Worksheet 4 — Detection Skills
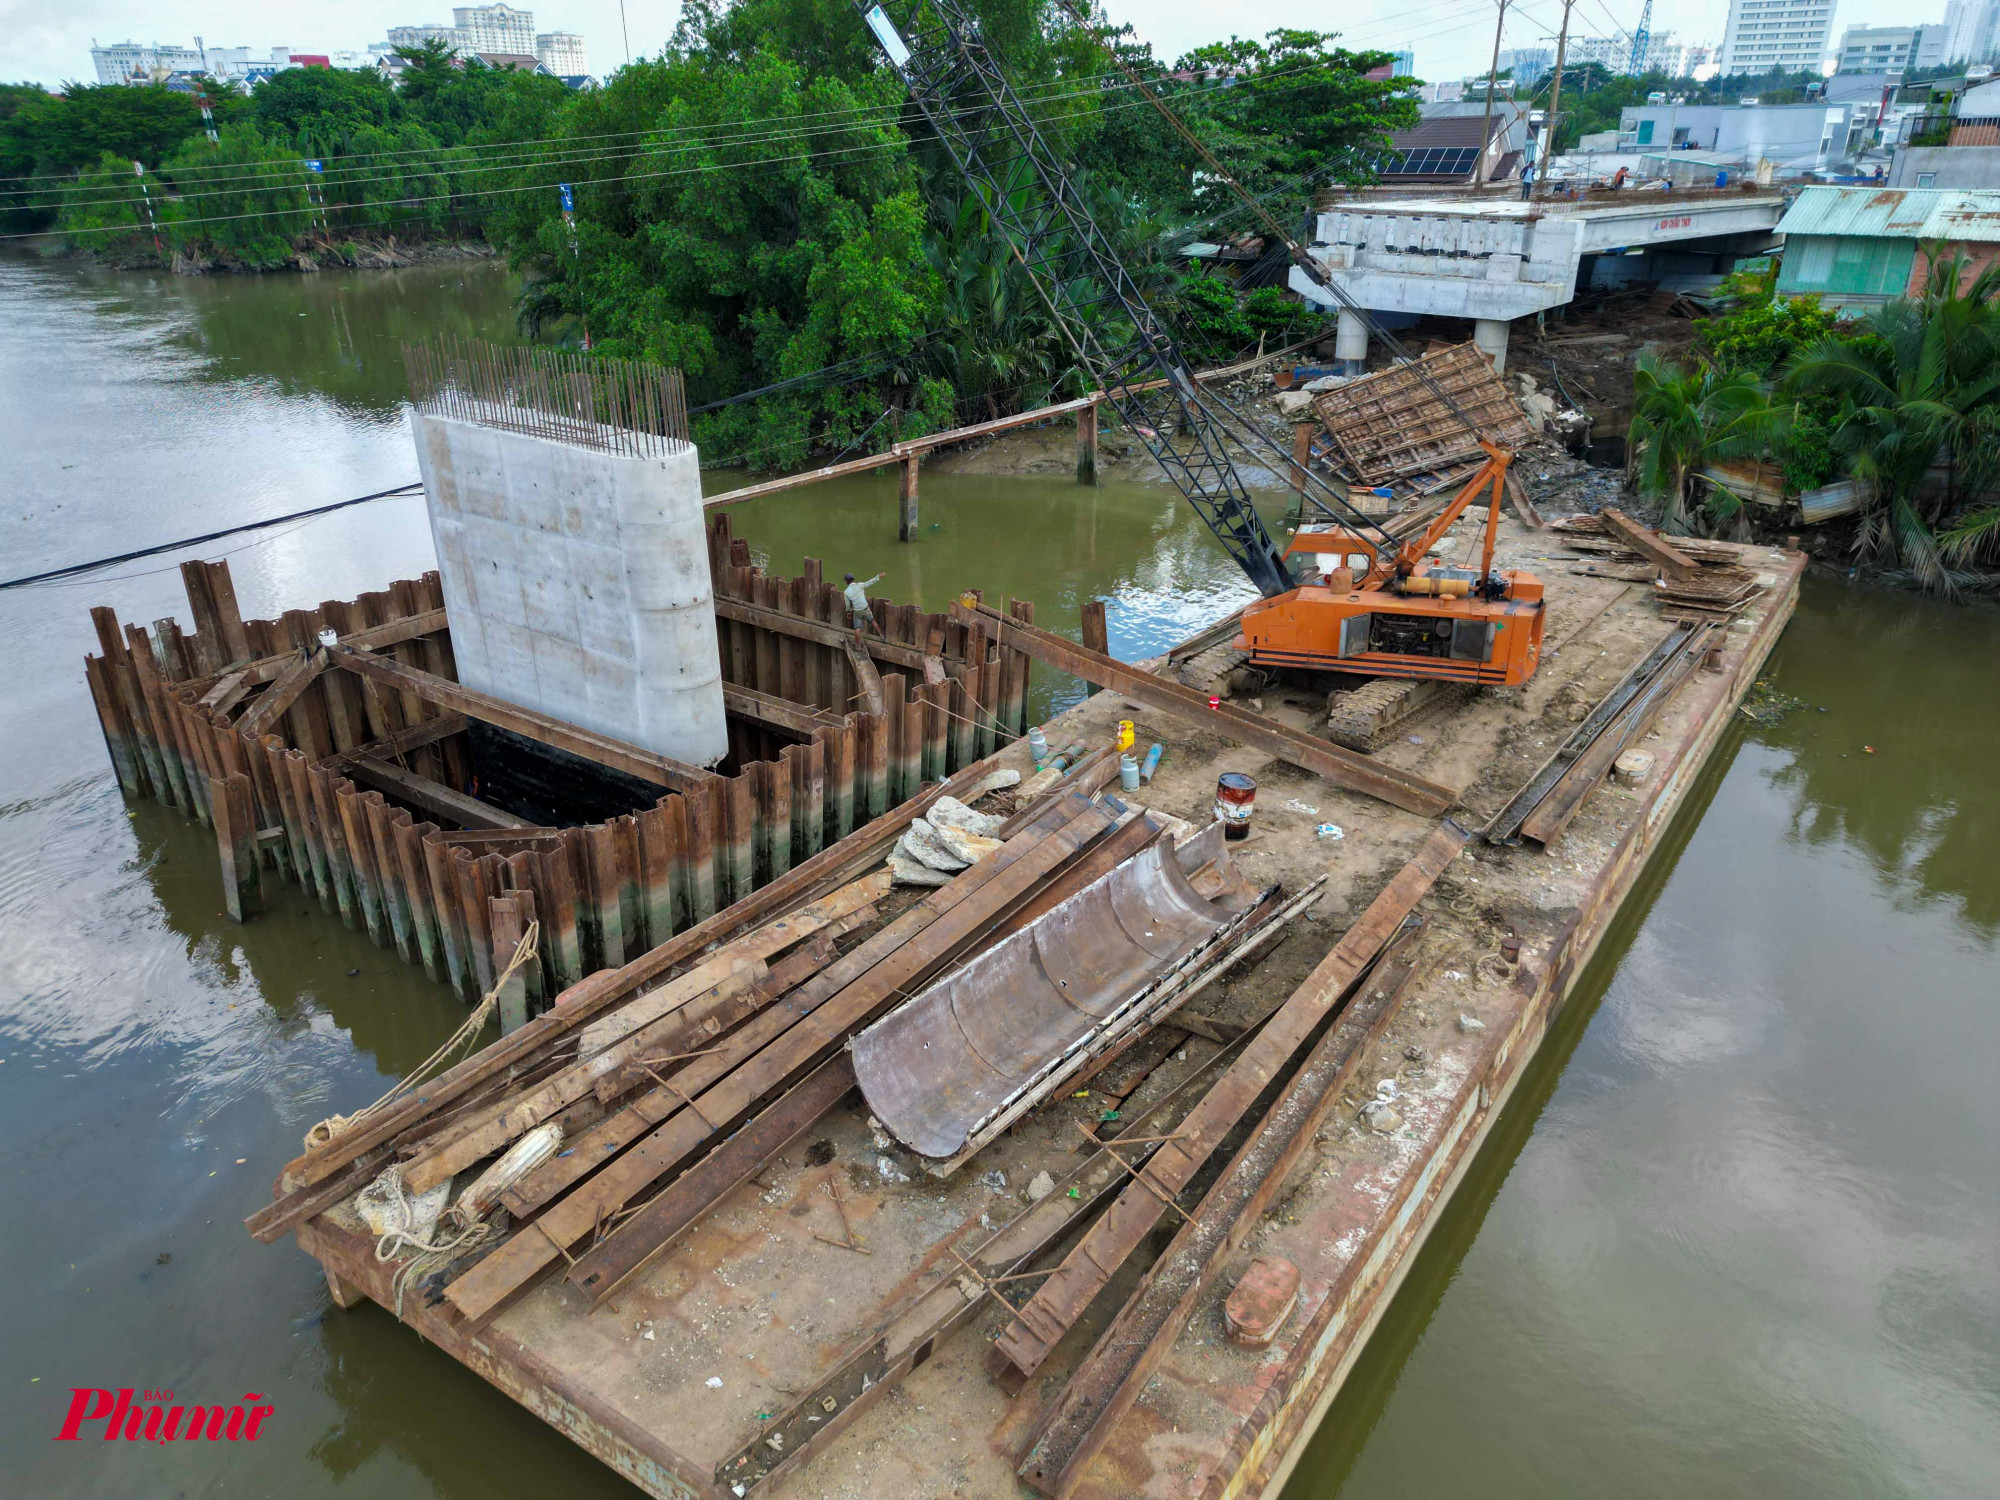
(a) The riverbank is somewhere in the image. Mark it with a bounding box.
[47,229,502,277]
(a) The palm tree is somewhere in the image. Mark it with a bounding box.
[1785,247,2000,591]
[1627,353,1781,535]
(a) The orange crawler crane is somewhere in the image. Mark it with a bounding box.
[1237,441,1545,751]
[1241,440,1545,684]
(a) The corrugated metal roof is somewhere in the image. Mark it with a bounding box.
[1776,185,2000,240]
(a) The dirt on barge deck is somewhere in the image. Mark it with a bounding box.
[279,525,1805,1500]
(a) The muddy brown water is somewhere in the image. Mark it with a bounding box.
[1,255,1993,1499]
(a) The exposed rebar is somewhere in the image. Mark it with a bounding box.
[403,334,690,458]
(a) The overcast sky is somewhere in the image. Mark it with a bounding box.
[2,1,1912,93]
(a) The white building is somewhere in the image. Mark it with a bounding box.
[388,22,466,56]
[1565,34,1635,72]
[1942,0,2000,63]
[1500,46,1552,85]
[89,40,204,85]
[1836,23,1946,73]
[454,5,536,56]
[535,31,588,75]
[1718,0,1838,75]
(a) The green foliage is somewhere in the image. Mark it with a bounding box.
[53,151,159,257]
[1701,293,1842,378]
[2,82,209,229]
[1784,250,2000,589]
[1778,399,1841,495]
[163,127,312,268]
[250,66,397,152]
[1172,269,1253,364]
[1627,353,1783,533]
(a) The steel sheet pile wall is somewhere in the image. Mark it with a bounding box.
[80,524,1033,1016]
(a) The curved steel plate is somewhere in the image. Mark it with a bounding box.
[851,837,1241,1161]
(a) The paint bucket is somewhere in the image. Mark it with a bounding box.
[1119,754,1140,791]
[1028,726,1049,768]
[1214,772,1257,841]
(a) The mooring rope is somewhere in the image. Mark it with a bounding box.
[303,920,541,1153]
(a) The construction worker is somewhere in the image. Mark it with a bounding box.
[843,571,883,634]
[1610,165,1629,191]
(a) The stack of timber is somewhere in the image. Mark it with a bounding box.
[79,517,1034,1018]
[249,756,1305,1334]
[1551,512,1769,619]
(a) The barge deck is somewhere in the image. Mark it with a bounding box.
[256,526,1803,1498]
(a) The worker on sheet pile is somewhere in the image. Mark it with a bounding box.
[1610,165,1629,190]
[844,571,883,635]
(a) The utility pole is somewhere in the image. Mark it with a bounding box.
[1474,0,1510,188]
[1536,0,1577,202]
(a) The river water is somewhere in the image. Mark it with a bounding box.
[0,255,1992,1499]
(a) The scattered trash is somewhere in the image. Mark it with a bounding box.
[822,1395,838,1414]
[1285,799,1319,816]
[1863,745,1876,754]
[876,1155,910,1184]
[1098,1109,1121,1123]
[1359,1099,1402,1133]
[1375,1078,1399,1101]
[707,1377,724,1389]
[1067,1186,1081,1199]
[1739,679,1806,725]
[1458,1013,1486,1033]
[1404,1044,1428,1064]
[1026,1170,1056,1203]
[1408,735,1424,745]
[155,1252,171,1265]
[1444,969,1465,981]
[981,1169,1008,1193]
[643,1328,655,1340]
[1316,823,1345,840]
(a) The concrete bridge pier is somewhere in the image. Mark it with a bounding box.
[1473,317,1511,373]
[1334,309,1369,376]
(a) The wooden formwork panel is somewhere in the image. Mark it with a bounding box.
[1311,342,1536,486]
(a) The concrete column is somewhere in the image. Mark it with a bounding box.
[1334,310,1368,375]
[1473,317,1511,373]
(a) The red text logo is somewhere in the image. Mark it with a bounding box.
[56,1389,273,1443]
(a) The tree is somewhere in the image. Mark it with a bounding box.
[1786,249,2000,591]
[53,151,160,258]
[163,127,313,268]
[1627,353,1781,534]
[250,66,397,153]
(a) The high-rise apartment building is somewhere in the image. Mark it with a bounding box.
[89,40,204,85]
[1718,0,1838,75]
[1942,0,2000,63]
[535,32,588,75]
[1835,23,1947,73]
[453,5,536,56]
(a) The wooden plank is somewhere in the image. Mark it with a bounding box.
[989,820,1470,1381]
[320,712,467,770]
[1017,919,1430,1496]
[961,603,1457,818]
[397,877,889,1196]
[443,795,1113,1326]
[196,670,252,717]
[1600,507,1697,582]
[326,645,712,794]
[565,1055,857,1307]
[723,681,845,738]
[713,1026,1260,1496]
[575,873,887,1061]
[347,755,533,831]
[239,648,328,735]
[714,595,931,673]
